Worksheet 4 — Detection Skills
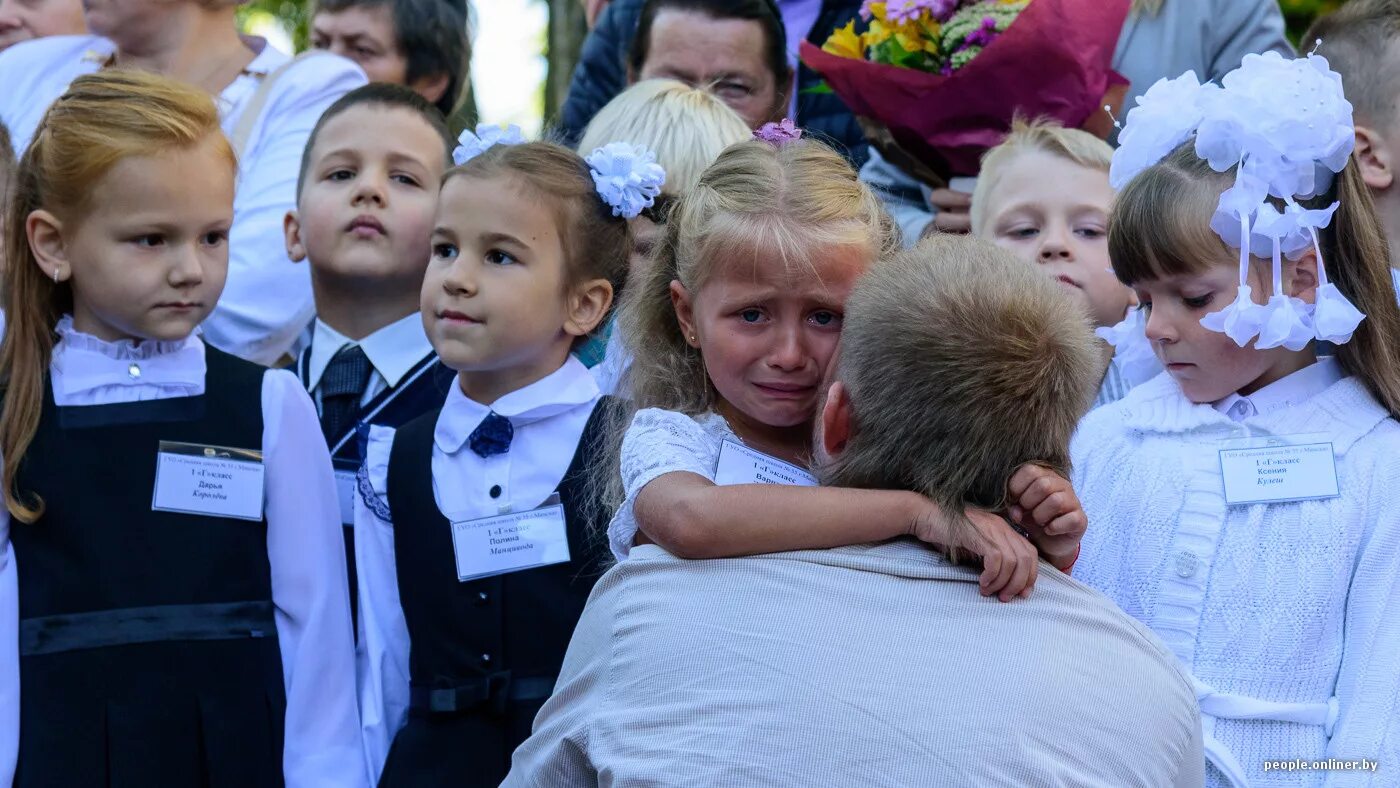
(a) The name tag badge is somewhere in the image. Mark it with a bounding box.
[333,468,357,526]
[713,439,818,487]
[1218,434,1340,506]
[450,494,571,582]
[152,441,265,521]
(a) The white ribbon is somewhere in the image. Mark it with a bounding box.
[1193,676,1338,788]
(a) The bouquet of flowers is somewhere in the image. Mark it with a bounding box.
[802,0,1130,186]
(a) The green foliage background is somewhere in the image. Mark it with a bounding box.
[1279,0,1345,45]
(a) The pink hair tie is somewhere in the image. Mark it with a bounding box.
[755,118,802,146]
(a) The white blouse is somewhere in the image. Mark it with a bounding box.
[354,357,601,785]
[0,35,367,365]
[0,318,366,787]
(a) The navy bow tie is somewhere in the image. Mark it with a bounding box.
[468,412,514,458]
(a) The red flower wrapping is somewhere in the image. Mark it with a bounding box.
[801,0,1131,184]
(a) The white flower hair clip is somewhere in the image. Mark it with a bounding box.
[1110,47,1365,350]
[453,122,527,166]
[585,142,667,220]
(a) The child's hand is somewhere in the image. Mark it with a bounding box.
[911,504,1039,602]
[1007,464,1086,572]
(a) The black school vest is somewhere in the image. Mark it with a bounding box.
[377,397,617,788]
[10,346,286,788]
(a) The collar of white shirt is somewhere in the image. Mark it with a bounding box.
[434,356,599,455]
[1212,356,1343,422]
[306,314,433,393]
[50,314,206,402]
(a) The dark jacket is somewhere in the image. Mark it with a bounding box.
[557,0,868,168]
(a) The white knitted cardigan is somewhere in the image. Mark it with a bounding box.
[1070,372,1400,788]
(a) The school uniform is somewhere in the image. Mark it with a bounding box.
[0,317,365,787]
[355,357,615,786]
[296,315,454,627]
[1072,357,1400,787]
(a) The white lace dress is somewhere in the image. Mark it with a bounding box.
[606,408,738,561]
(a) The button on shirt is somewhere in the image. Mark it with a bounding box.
[305,315,434,414]
[1212,356,1343,423]
[353,357,601,784]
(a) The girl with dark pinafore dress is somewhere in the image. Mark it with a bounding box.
[354,132,663,786]
[0,71,364,787]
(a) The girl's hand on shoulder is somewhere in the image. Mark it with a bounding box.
[1007,464,1086,573]
[910,503,1039,602]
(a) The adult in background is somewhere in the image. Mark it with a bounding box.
[865,0,1293,241]
[504,235,1204,787]
[560,0,868,166]
[310,0,471,118]
[0,0,367,365]
[0,0,82,52]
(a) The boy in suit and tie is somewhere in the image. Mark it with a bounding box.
[284,83,457,622]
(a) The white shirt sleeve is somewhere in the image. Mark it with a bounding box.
[261,369,367,788]
[0,505,16,788]
[353,425,410,786]
[607,408,723,562]
[1323,456,1400,785]
[201,55,367,365]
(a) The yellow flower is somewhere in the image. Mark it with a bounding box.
[865,1,889,21]
[864,19,895,48]
[894,28,926,54]
[822,21,865,60]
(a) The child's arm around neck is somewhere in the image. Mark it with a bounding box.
[632,473,1045,602]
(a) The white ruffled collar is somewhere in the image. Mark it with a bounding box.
[1113,367,1388,455]
[54,315,199,360]
[50,315,206,401]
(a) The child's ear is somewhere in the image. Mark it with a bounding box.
[284,210,307,263]
[669,280,700,348]
[26,209,68,282]
[819,381,852,459]
[564,277,614,338]
[1354,125,1394,192]
[408,72,452,108]
[1288,248,1320,304]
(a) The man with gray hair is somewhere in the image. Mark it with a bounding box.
[504,235,1204,787]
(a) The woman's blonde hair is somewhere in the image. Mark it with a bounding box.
[1,70,234,523]
[971,118,1115,235]
[1109,141,1400,418]
[578,79,753,196]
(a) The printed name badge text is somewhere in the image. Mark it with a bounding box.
[451,500,571,582]
[1219,441,1340,505]
[152,441,265,521]
[334,469,357,526]
[714,439,818,487]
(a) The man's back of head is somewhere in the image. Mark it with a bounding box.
[820,234,1099,531]
[505,236,1204,788]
